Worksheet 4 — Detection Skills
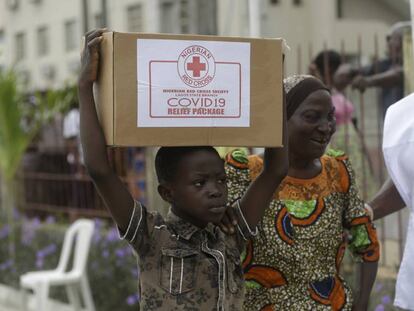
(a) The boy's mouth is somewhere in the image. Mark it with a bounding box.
[209,205,227,213]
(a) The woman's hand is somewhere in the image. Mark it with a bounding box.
[218,205,238,234]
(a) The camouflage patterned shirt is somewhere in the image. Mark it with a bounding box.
[119,201,256,310]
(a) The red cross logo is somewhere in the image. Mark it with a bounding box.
[186,56,206,78]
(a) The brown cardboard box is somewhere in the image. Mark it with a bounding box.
[95,31,283,147]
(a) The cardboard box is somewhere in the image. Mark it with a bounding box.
[95,31,283,147]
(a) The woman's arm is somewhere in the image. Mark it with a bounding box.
[352,262,378,311]
[79,29,134,231]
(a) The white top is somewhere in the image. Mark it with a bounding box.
[63,108,83,164]
[63,108,80,139]
[383,92,414,310]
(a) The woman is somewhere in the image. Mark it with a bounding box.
[224,75,379,310]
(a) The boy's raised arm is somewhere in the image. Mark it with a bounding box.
[79,29,134,231]
[239,97,289,228]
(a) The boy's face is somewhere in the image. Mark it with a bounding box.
[165,150,228,228]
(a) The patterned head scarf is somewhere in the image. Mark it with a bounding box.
[284,75,330,120]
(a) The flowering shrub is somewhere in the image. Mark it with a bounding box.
[0,213,140,311]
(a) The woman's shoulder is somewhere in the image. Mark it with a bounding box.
[224,149,263,168]
[323,149,353,191]
[323,148,349,162]
[225,149,264,181]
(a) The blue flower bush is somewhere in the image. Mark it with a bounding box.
[0,213,140,311]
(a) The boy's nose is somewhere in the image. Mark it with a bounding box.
[208,185,223,198]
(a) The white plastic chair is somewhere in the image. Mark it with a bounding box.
[20,219,96,311]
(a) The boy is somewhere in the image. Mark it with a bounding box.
[79,29,288,310]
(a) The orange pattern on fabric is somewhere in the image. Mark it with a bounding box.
[337,159,351,192]
[330,276,346,311]
[276,156,349,201]
[290,198,325,227]
[348,216,380,262]
[309,276,346,310]
[242,240,254,270]
[225,152,380,310]
[275,208,294,244]
[261,304,274,311]
[244,265,287,288]
[360,223,380,262]
[350,215,370,226]
[248,155,264,180]
[226,152,249,169]
[335,241,347,271]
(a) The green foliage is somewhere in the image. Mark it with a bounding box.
[0,69,76,182]
[0,71,31,182]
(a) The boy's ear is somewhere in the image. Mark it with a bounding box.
[158,184,173,204]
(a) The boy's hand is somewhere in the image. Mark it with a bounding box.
[79,28,108,86]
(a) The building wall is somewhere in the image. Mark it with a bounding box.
[341,0,405,24]
[3,0,83,90]
[0,0,409,89]
[1,0,218,90]
[217,0,407,75]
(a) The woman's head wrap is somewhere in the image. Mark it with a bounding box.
[284,75,330,119]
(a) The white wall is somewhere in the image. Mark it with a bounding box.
[342,0,405,24]
[3,0,82,90]
[1,0,408,89]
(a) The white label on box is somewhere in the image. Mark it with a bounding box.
[137,39,250,127]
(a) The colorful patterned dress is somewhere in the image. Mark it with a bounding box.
[225,149,379,311]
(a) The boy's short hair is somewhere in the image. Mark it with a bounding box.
[155,146,220,183]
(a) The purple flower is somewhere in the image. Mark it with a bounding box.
[131,267,139,278]
[102,249,109,258]
[374,282,383,293]
[0,259,13,271]
[94,218,104,229]
[36,257,44,269]
[116,248,126,258]
[45,215,56,224]
[126,293,139,306]
[13,209,21,220]
[32,217,41,227]
[36,244,57,259]
[106,227,119,243]
[21,218,42,245]
[374,305,385,311]
[381,295,392,305]
[0,225,10,239]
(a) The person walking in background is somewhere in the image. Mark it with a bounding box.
[334,22,411,119]
[368,92,414,311]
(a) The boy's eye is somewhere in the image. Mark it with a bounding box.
[217,177,227,184]
[194,180,205,187]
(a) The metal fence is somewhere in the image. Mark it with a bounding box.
[18,146,148,220]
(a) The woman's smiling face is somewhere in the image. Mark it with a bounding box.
[288,89,336,161]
